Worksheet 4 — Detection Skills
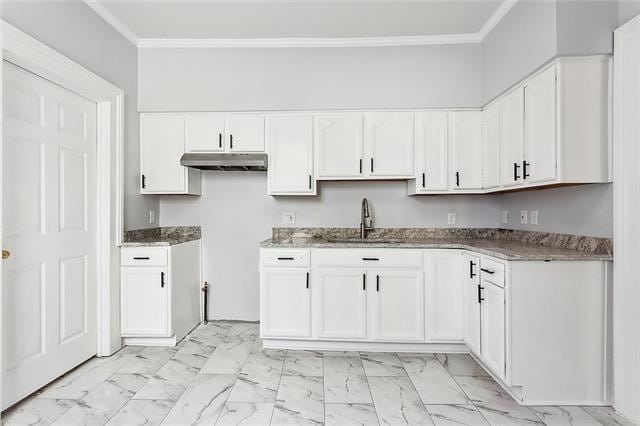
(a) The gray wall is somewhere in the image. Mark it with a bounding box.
[619,0,640,25]
[1,0,158,231]
[160,174,501,321]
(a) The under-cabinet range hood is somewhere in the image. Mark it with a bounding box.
[180,153,268,171]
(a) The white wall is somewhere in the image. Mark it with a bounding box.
[160,174,501,321]
[1,0,159,231]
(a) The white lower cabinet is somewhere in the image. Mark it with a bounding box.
[480,280,506,380]
[315,268,367,339]
[121,267,169,336]
[260,268,311,338]
[462,253,481,355]
[425,250,464,342]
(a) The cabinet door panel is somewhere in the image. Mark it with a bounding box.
[426,251,464,342]
[481,281,505,380]
[365,112,414,177]
[315,114,364,179]
[267,115,314,194]
[185,114,225,152]
[225,115,265,152]
[121,267,169,336]
[462,254,481,355]
[450,111,483,189]
[482,104,500,189]
[499,88,525,187]
[371,269,424,341]
[524,66,557,184]
[140,114,186,193]
[415,112,448,191]
[315,268,367,339]
[260,268,310,338]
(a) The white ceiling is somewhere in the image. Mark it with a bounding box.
[92,0,506,42]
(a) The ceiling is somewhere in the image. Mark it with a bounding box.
[90,0,508,44]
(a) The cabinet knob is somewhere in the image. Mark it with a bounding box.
[2,250,10,260]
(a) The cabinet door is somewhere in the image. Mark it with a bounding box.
[371,269,425,341]
[121,267,169,336]
[225,115,265,152]
[462,254,481,355]
[140,114,186,193]
[415,112,448,191]
[481,280,505,380]
[425,251,464,342]
[185,114,225,152]
[499,88,525,187]
[524,66,557,184]
[482,103,500,189]
[365,112,414,178]
[267,115,315,195]
[450,111,483,190]
[315,268,367,339]
[260,268,311,338]
[315,114,364,179]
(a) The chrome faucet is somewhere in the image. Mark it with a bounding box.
[360,198,374,239]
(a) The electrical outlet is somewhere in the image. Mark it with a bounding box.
[520,210,528,225]
[447,212,456,225]
[501,210,508,224]
[149,210,156,224]
[530,210,539,225]
[282,212,296,225]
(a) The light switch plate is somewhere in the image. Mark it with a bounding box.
[530,210,539,225]
[447,212,456,225]
[149,210,156,224]
[520,210,528,225]
[501,210,508,224]
[282,212,296,225]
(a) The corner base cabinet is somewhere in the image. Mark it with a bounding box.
[121,240,202,346]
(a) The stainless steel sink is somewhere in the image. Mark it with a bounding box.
[325,238,405,244]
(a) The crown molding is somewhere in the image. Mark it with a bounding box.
[82,0,139,46]
[477,0,517,40]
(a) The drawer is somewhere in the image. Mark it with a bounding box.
[313,249,424,268]
[261,249,310,267]
[121,248,168,267]
[480,257,506,287]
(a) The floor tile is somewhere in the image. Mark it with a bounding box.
[402,356,468,404]
[426,404,489,425]
[361,352,407,377]
[200,335,254,375]
[581,406,636,426]
[435,354,490,377]
[325,403,380,425]
[283,350,323,377]
[272,375,324,425]
[324,356,372,403]
[215,402,274,425]
[227,351,285,402]
[323,351,360,357]
[133,357,199,401]
[397,353,437,358]
[162,374,236,425]
[530,406,602,425]
[277,375,323,403]
[2,398,75,425]
[106,399,173,425]
[455,376,543,425]
[368,376,433,425]
[117,346,177,375]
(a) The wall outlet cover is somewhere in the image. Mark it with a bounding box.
[447,212,456,225]
[520,210,528,225]
[501,210,508,224]
[149,210,156,224]
[282,212,296,225]
[531,210,539,225]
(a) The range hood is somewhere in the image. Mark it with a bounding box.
[180,153,268,171]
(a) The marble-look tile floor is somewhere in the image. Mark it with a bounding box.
[2,322,635,426]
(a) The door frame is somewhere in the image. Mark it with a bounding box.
[1,20,124,357]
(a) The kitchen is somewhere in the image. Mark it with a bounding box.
[1,0,639,425]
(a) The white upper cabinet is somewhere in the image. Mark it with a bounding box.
[524,65,557,184]
[185,114,225,152]
[315,113,364,179]
[365,112,414,178]
[449,111,483,190]
[414,111,448,192]
[482,103,500,189]
[425,250,464,342]
[499,87,525,188]
[267,115,315,195]
[225,114,265,152]
[140,114,201,195]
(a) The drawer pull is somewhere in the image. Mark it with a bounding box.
[480,268,495,274]
[277,257,295,260]
[161,271,166,288]
[362,257,379,261]
[133,256,150,260]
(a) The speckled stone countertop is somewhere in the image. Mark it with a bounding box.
[260,228,613,261]
[122,226,201,247]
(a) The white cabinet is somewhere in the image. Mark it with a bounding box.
[140,114,201,195]
[315,268,367,339]
[121,267,169,336]
[414,111,448,192]
[480,280,506,380]
[482,103,500,189]
[425,250,464,342]
[365,112,414,178]
[266,115,315,195]
[450,111,483,190]
[225,115,265,152]
[462,253,481,356]
[315,113,364,179]
[499,88,525,188]
[185,114,225,152]
[371,269,425,341]
[260,268,311,338]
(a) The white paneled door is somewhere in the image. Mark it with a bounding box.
[2,62,97,409]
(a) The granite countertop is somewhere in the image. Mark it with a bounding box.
[259,228,613,261]
[122,226,201,247]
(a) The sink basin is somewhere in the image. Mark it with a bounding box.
[325,238,405,244]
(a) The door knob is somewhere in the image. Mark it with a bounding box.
[2,250,10,260]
